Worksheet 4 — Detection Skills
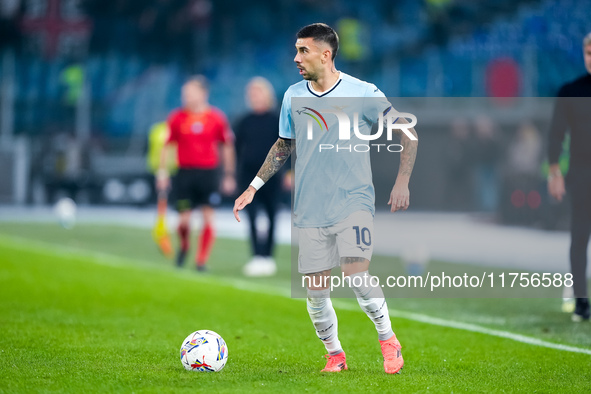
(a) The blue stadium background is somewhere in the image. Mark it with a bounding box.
[2,0,589,134]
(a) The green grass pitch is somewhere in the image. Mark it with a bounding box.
[0,222,590,392]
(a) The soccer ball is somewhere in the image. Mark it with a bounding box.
[54,197,77,229]
[180,330,228,372]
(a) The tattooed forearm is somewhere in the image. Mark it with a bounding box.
[386,116,418,178]
[256,138,293,182]
[399,131,418,177]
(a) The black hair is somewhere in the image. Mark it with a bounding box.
[296,23,339,61]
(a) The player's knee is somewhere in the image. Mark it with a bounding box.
[303,270,331,291]
[340,258,370,277]
[347,270,383,299]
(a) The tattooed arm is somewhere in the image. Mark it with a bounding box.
[233,138,294,221]
[256,138,294,182]
[386,112,418,212]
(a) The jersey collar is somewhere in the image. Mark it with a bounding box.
[307,72,343,97]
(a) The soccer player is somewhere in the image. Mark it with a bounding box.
[233,23,418,374]
[157,76,236,271]
[547,32,591,321]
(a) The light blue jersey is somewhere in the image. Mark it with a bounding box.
[279,72,392,227]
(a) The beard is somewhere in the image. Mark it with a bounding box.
[301,70,317,81]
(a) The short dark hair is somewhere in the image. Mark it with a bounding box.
[296,23,339,61]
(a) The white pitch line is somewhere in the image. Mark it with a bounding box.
[1,234,590,356]
[331,301,591,356]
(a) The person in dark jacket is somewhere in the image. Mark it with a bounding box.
[547,32,591,322]
[235,77,284,276]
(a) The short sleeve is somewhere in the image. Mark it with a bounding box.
[362,84,393,125]
[278,90,294,139]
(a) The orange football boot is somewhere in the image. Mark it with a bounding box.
[380,335,404,374]
[320,352,348,372]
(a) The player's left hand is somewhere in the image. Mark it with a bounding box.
[388,182,410,212]
[221,175,236,196]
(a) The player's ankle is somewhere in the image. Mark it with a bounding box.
[379,331,395,342]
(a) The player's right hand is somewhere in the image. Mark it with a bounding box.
[233,187,256,222]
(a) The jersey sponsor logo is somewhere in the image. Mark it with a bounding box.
[296,107,328,131]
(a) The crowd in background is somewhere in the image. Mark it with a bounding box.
[2,0,588,134]
[0,0,587,222]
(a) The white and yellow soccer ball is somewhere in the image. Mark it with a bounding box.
[180,330,228,372]
[54,197,77,229]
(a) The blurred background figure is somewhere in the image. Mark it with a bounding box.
[500,120,543,225]
[41,131,90,204]
[147,120,177,258]
[507,121,542,178]
[547,32,591,322]
[147,120,177,178]
[157,76,236,271]
[445,117,473,211]
[235,77,282,277]
[471,115,501,214]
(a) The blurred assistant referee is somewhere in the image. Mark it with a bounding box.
[157,76,236,271]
